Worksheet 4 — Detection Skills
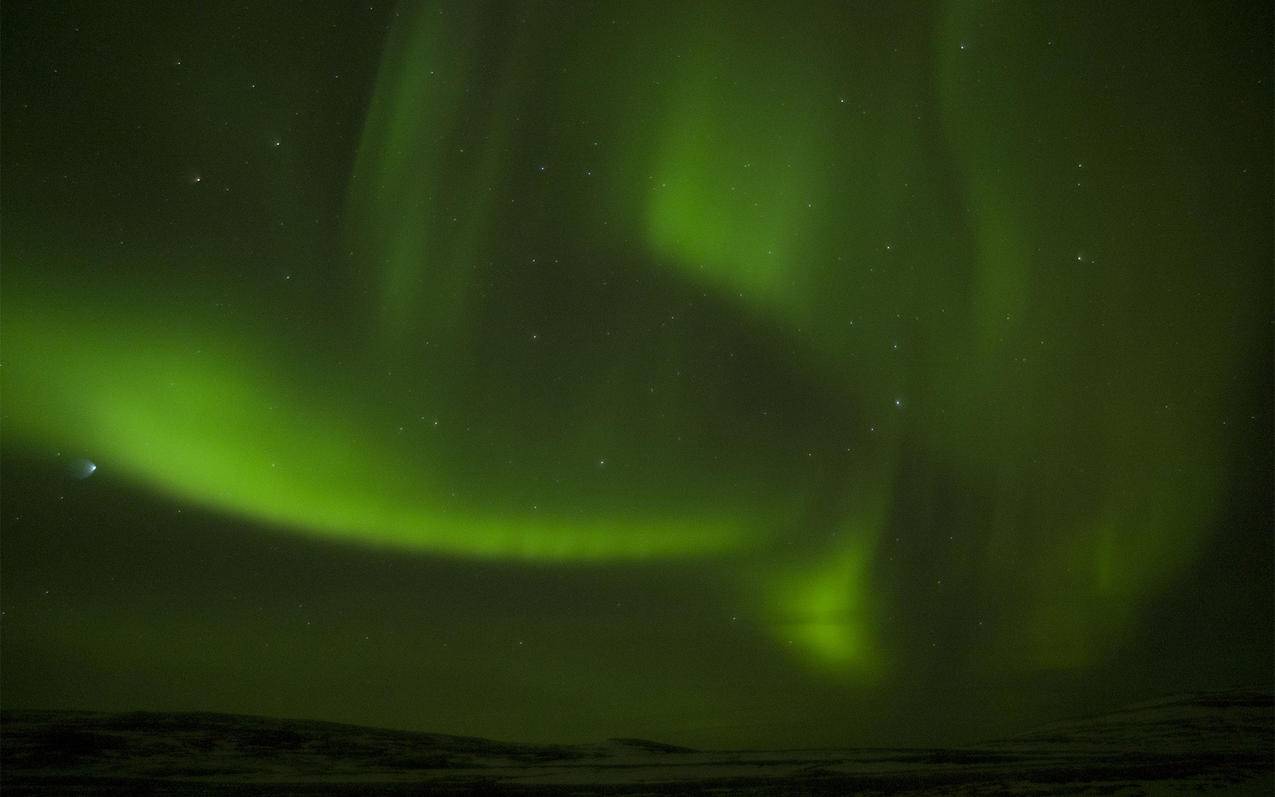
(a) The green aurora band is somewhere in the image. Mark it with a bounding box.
[2,0,1268,680]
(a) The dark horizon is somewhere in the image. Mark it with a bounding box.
[2,0,1272,755]
[4,690,1273,793]
[6,683,1275,750]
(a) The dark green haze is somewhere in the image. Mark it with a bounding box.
[1,1,1271,748]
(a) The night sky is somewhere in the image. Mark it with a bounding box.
[2,1,1271,750]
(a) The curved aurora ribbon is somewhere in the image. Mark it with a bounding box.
[1,0,1263,678]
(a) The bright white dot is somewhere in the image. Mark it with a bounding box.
[895,399,902,407]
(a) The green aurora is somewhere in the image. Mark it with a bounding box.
[1,0,1270,747]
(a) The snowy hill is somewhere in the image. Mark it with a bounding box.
[2,689,1271,794]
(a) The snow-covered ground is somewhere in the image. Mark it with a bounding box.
[2,689,1271,794]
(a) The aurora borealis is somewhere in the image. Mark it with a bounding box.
[1,0,1271,749]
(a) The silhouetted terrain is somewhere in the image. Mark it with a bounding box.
[2,689,1271,795]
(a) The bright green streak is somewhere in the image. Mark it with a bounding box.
[763,498,891,675]
[644,40,820,316]
[1,287,750,562]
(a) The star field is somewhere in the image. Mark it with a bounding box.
[0,0,1270,749]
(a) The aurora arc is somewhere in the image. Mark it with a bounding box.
[1,0,1267,679]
